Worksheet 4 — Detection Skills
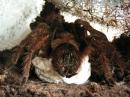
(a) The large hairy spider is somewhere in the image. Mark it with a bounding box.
[0,1,126,85]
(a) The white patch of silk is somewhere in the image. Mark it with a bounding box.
[32,56,91,84]
[63,56,91,84]
[32,57,63,83]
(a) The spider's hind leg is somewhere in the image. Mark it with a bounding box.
[99,53,115,85]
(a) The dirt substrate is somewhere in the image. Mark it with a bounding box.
[0,80,130,97]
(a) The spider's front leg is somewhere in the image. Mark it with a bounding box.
[6,23,51,85]
[23,37,50,83]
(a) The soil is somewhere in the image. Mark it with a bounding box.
[0,80,130,97]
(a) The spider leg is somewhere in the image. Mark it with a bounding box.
[21,52,33,84]
[21,33,50,84]
[11,46,24,65]
[99,53,115,85]
[111,50,125,81]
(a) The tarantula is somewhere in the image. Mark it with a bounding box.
[0,1,126,85]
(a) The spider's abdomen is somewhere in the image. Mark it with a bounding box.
[52,43,81,78]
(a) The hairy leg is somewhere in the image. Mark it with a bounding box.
[99,53,115,85]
